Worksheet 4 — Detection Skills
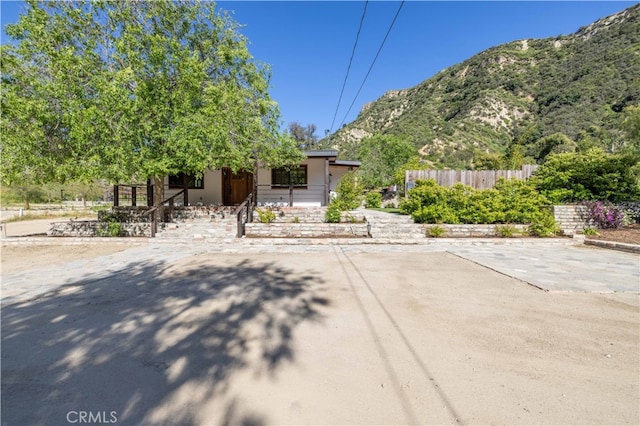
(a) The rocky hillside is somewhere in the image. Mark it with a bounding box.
[325,4,640,168]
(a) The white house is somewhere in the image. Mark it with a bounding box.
[161,150,360,207]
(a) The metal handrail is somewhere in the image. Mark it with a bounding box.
[143,189,186,237]
[234,192,253,238]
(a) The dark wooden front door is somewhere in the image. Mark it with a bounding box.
[223,168,253,205]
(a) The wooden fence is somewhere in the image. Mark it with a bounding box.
[405,165,539,190]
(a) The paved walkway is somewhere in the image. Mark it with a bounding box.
[2,237,638,307]
[448,243,640,293]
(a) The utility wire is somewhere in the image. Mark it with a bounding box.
[338,0,405,130]
[330,1,369,134]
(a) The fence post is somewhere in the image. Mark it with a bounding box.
[289,186,293,206]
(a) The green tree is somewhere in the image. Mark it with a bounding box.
[333,171,363,210]
[504,144,527,169]
[288,122,321,150]
[1,1,303,205]
[620,105,640,156]
[533,133,576,162]
[356,134,415,188]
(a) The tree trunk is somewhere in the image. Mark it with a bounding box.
[153,176,165,220]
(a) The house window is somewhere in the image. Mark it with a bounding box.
[271,165,307,189]
[168,173,204,189]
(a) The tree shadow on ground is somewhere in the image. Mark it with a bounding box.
[1,255,329,425]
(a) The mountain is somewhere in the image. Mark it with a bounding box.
[324,4,640,168]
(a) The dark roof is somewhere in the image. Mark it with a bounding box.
[331,160,361,168]
[304,150,338,159]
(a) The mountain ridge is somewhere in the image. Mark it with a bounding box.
[324,4,640,168]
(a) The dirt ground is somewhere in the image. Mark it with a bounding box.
[0,244,133,275]
[589,223,640,245]
[2,249,638,425]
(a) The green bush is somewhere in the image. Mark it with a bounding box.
[528,211,560,237]
[413,204,459,224]
[325,202,342,223]
[530,148,640,203]
[365,191,382,209]
[256,208,276,223]
[583,227,599,236]
[494,178,551,223]
[461,189,504,224]
[495,225,518,238]
[427,225,447,238]
[401,177,559,236]
[97,222,123,237]
[400,179,447,216]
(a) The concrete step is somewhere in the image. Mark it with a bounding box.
[359,209,425,239]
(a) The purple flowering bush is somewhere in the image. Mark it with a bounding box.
[582,201,626,229]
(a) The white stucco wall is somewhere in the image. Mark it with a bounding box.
[257,157,328,206]
[163,169,223,206]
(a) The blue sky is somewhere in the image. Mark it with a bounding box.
[2,1,638,138]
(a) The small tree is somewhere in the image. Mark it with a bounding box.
[288,122,321,150]
[334,172,362,210]
[356,134,415,188]
[533,133,576,162]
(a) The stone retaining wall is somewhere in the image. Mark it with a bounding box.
[245,222,369,238]
[106,206,236,222]
[424,224,530,238]
[553,205,591,234]
[48,220,150,237]
[100,207,150,222]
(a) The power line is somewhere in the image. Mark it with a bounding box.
[338,0,405,130]
[330,1,369,134]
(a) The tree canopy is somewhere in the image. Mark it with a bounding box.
[1,0,303,194]
[355,134,415,188]
[288,122,321,150]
